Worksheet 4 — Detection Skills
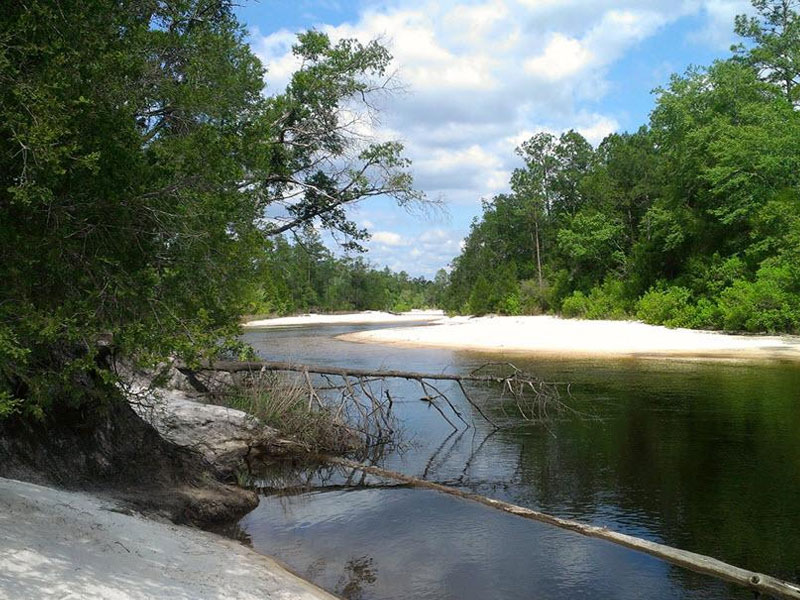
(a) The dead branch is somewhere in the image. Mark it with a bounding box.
[177,359,568,432]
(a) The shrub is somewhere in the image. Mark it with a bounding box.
[690,297,723,329]
[717,264,800,333]
[585,278,631,319]
[468,276,493,316]
[498,292,522,316]
[561,278,631,320]
[519,279,548,314]
[636,286,695,328]
[561,291,591,318]
[222,372,363,454]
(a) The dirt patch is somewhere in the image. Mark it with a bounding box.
[0,397,258,527]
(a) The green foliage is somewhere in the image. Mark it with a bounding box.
[490,262,520,315]
[562,278,630,320]
[444,1,800,334]
[733,0,800,104]
[0,1,421,420]
[499,293,523,316]
[557,211,626,290]
[561,292,591,319]
[636,287,696,328]
[245,232,436,315]
[718,262,800,332]
[468,276,493,316]
[518,279,550,314]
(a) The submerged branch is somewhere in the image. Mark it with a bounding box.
[178,359,569,432]
[324,456,800,600]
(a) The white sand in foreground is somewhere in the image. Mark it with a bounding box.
[0,478,335,600]
[244,309,444,328]
[338,315,800,360]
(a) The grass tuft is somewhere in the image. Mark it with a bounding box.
[221,372,363,454]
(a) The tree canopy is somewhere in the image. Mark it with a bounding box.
[444,0,800,333]
[0,0,422,418]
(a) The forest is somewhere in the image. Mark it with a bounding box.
[248,0,800,334]
[443,0,800,334]
[3,0,800,424]
[0,0,428,419]
[245,229,442,315]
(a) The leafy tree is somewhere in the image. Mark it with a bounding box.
[511,134,558,287]
[444,0,800,333]
[556,211,626,291]
[734,0,800,103]
[491,262,521,315]
[468,276,493,316]
[0,0,422,418]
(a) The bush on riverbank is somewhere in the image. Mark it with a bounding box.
[220,372,367,454]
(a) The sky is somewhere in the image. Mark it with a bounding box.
[235,0,754,278]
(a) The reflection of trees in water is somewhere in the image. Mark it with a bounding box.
[336,556,378,600]
[500,365,800,581]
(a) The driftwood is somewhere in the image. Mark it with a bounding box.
[325,456,800,600]
[178,359,569,432]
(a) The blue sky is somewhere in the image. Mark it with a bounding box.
[236,0,753,278]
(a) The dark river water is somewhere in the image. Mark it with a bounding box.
[238,322,800,599]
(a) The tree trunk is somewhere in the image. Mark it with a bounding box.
[534,221,543,289]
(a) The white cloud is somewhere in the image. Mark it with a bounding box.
[525,34,594,80]
[251,28,301,93]
[324,10,499,91]
[443,0,510,46]
[251,0,756,276]
[576,114,620,145]
[371,231,407,246]
[363,226,466,276]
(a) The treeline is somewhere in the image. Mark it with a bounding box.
[444,0,800,333]
[246,231,443,314]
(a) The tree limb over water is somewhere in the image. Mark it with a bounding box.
[176,360,572,433]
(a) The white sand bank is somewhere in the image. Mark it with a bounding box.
[338,315,800,361]
[244,309,444,328]
[0,478,336,600]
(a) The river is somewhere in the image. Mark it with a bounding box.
[238,322,800,599]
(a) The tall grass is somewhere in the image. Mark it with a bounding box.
[220,371,363,454]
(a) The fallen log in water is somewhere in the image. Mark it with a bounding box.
[324,456,800,600]
[178,359,570,431]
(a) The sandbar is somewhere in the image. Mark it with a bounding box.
[336,315,800,361]
[244,309,444,328]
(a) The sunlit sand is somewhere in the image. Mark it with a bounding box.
[333,314,800,361]
[244,309,444,328]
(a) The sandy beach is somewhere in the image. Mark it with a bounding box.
[328,314,800,361]
[244,309,445,328]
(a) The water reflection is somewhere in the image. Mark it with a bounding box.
[240,324,800,598]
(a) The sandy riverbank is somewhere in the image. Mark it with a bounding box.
[337,315,800,361]
[244,309,444,328]
[0,478,336,600]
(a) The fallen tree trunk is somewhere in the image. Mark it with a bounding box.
[191,359,537,385]
[325,456,800,600]
[178,359,569,431]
